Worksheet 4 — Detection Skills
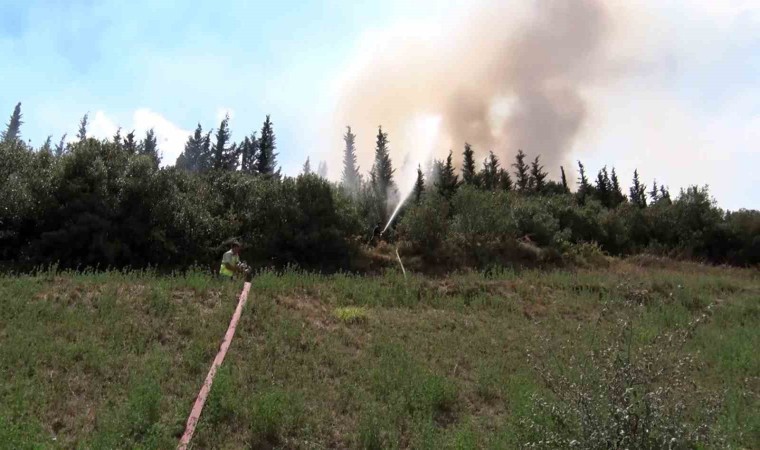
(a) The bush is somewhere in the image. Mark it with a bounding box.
[397,192,450,259]
[1,129,757,272]
[520,318,723,449]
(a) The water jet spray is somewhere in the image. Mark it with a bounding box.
[379,114,441,235]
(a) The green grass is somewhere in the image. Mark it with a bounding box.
[0,261,757,448]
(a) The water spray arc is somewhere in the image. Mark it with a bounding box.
[380,114,441,236]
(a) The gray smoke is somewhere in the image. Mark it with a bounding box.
[333,0,617,178]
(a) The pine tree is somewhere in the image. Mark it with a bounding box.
[54,134,67,157]
[317,161,328,178]
[240,133,258,174]
[413,165,425,203]
[462,142,477,185]
[577,161,591,203]
[341,126,361,193]
[629,169,647,208]
[595,166,612,207]
[77,113,89,142]
[212,114,238,170]
[177,124,206,171]
[124,130,137,154]
[530,155,547,193]
[2,102,23,143]
[480,151,501,190]
[610,167,626,206]
[560,166,570,193]
[40,135,53,154]
[177,124,204,172]
[256,115,278,177]
[139,128,160,167]
[113,128,122,147]
[200,131,213,172]
[436,150,458,198]
[498,168,513,191]
[513,149,531,192]
[303,157,312,175]
[371,126,395,196]
[649,179,660,203]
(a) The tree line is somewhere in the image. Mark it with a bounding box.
[1,102,758,272]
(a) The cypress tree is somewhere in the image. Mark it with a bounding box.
[610,167,625,206]
[498,168,513,191]
[577,160,591,203]
[177,124,204,172]
[256,115,278,177]
[427,158,444,187]
[659,185,671,204]
[40,135,53,154]
[371,125,395,196]
[480,151,501,190]
[317,161,328,178]
[560,166,570,193]
[113,128,122,147]
[212,114,238,170]
[139,128,160,167]
[462,142,477,185]
[530,155,547,193]
[200,131,213,172]
[77,113,88,142]
[413,165,425,203]
[513,149,531,192]
[595,166,612,207]
[436,150,458,198]
[303,157,312,175]
[649,179,660,203]
[54,134,67,157]
[341,126,361,193]
[2,102,23,143]
[629,169,647,208]
[240,133,258,174]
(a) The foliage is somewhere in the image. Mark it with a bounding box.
[520,317,724,449]
[341,126,361,194]
[0,102,757,272]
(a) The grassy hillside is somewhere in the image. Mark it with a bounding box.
[1,259,758,449]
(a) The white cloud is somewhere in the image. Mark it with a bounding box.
[132,108,191,167]
[81,108,191,167]
[89,111,119,140]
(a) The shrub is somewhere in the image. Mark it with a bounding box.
[520,318,723,449]
[397,192,450,258]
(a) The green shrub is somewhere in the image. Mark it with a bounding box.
[397,192,450,258]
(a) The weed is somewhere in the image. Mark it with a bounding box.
[334,306,369,324]
[520,317,724,449]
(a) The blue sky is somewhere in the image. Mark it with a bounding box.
[1,0,758,210]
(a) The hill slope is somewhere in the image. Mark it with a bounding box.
[1,259,758,448]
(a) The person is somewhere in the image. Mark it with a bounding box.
[219,241,243,279]
[370,222,382,246]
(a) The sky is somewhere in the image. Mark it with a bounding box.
[1,0,758,210]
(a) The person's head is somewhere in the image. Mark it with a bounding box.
[230,240,241,255]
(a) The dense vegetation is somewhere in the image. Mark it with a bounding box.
[1,260,757,448]
[1,102,758,272]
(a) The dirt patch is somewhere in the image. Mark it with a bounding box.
[277,294,335,332]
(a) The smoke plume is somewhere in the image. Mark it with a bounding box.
[332,0,622,179]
